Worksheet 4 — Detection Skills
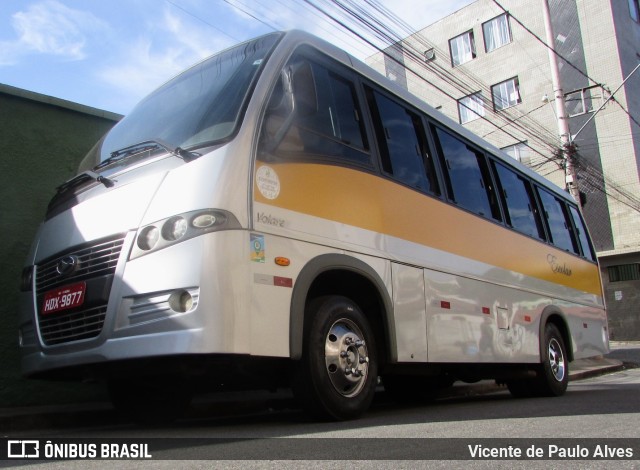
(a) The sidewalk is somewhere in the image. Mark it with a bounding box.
[0,353,630,432]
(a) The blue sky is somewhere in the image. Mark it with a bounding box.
[0,0,474,115]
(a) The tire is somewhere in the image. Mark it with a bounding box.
[536,323,569,396]
[292,296,378,421]
[108,376,193,425]
[506,323,568,398]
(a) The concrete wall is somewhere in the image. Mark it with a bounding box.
[601,252,640,340]
[0,84,120,406]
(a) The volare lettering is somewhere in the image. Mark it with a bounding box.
[257,212,285,227]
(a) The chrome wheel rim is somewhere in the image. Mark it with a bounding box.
[324,318,369,397]
[548,337,565,382]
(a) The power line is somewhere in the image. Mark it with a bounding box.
[305,0,563,166]
[165,0,242,42]
[490,0,603,90]
[182,0,640,215]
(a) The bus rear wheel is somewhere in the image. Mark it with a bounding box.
[507,323,568,398]
[292,296,378,421]
[536,323,569,396]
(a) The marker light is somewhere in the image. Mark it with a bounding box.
[192,213,217,228]
[275,257,290,266]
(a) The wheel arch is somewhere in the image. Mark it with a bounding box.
[539,305,574,363]
[289,253,395,363]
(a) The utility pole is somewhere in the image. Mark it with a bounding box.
[542,0,581,206]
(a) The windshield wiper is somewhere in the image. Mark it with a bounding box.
[56,170,116,193]
[96,139,199,170]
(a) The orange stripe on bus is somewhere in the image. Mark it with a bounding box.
[254,163,602,297]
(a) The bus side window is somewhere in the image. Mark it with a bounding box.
[493,161,545,240]
[432,125,501,221]
[569,205,596,261]
[366,88,439,195]
[537,187,580,254]
[259,55,370,166]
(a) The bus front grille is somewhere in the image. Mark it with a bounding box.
[35,234,125,346]
[38,306,108,346]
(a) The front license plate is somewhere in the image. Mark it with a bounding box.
[42,282,86,315]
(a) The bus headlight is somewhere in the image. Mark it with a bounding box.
[162,216,188,241]
[130,209,240,259]
[192,212,223,228]
[137,226,159,251]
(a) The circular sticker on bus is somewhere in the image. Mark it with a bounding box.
[256,165,280,200]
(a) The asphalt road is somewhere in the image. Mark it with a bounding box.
[3,343,639,469]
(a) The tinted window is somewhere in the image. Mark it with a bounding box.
[98,33,280,163]
[433,126,501,220]
[537,188,578,253]
[494,162,544,239]
[259,55,369,165]
[569,205,595,261]
[368,89,439,194]
[314,71,366,149]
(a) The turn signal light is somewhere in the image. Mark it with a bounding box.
[275,257,290,266]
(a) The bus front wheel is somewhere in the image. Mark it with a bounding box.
[292,295,378,420]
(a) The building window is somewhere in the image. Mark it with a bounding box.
[483,14,512,52]
[501,142,531,165]
[492,77,521,111]
[458,92,485,124]
[629,0,640,22]
[565,88,593,116]
[608,264,640,282]
[449,30,476,66]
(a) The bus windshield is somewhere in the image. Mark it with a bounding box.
[93,32,281,165]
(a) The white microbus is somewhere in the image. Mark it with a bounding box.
[19,31,608,421]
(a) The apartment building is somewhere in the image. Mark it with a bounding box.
[366,0,640,339]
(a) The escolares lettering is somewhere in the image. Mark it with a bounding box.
[257,212,285,227]
[547,254,572,276]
